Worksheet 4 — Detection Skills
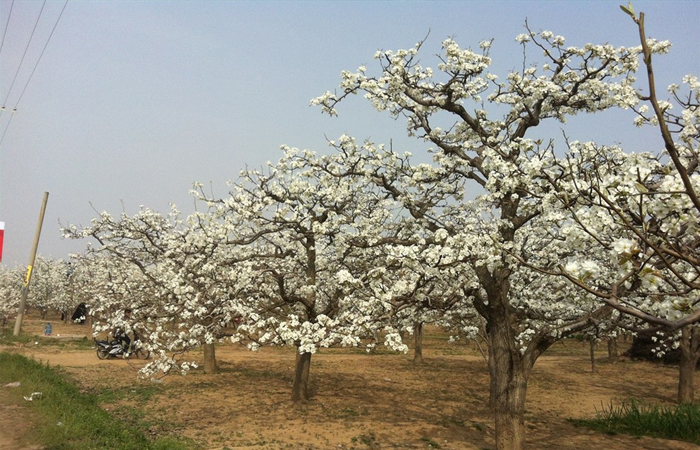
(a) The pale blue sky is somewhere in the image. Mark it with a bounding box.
[0,0,698,267]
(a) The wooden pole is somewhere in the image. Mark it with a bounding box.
[13,192,49,336]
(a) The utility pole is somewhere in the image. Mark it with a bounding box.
[13,192,49,336]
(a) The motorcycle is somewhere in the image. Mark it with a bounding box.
[95,336,150,360]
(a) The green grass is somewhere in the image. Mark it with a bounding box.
[420,436,442,448]
[0,331,95,349]
[0,352,194,450]
[350,431,380,449]
[93,383,165,404]
[571,399,700,444]
[0,330,35,345]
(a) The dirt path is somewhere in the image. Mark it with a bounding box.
[0,387,42,450]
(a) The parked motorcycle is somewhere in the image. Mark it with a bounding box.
[95,337,149,360]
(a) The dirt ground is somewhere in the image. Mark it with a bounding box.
[0,387,43,450]
[1,318,699,450]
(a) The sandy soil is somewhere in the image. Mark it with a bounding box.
[1,318,698,450]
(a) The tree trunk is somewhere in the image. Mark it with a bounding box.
[487,343,497,410]
[368,331,380,353]
[607,336,618,363]
[292,350,312,402]
[493,374,528,450]
[413,321,424,364]
[488,320,529,450]
[203,342,218,374]
[589,339,596,373]
[678,352,695,404]
[677,326,699,404]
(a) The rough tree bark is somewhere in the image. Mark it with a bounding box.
[413,321,424,364]
[292,350,312,402]
[203,342,218,374]
[479,267,534,450]
[478,266,607,450]
[677,326,700,404]
[368,331,380,353]
[487,307,531,450]
[589,339,596,373]
[607,337,618,363]
[290,236,316,403]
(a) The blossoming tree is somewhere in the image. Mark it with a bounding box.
[65,205,250,375]
[0,264,22,331]
[311,13,678,449]
[527,9,700,403]
[197,145,409,401]
[26,256,78,322]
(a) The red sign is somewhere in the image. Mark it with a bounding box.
[0,221,4,262]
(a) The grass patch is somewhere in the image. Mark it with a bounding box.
[570,399,700,444]
[0,352,194,450]
[94,383,165,404]
[0,331,94,349]
[350,431,380,449]
[0,331,35,345]
[420,436,442,448]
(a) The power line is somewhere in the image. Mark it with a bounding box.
[0,0,68,149]
[0,0,15,58]
[1,0,47,108]
[0,113,13,149]
[12,0,69,109]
